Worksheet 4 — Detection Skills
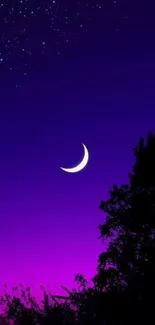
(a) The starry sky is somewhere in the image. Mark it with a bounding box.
[0,0,155,302]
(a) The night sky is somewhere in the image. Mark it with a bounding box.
[0,0,155,301]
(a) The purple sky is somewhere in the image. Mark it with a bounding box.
[0,0,155,301]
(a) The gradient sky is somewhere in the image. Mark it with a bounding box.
[0,0,155,301]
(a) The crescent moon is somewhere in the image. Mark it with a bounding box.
[60,143,89,173]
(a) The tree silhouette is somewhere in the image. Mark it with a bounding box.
[93,132,155,321]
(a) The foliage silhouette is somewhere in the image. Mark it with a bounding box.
[1,132,155,324]
[93,131,155,321]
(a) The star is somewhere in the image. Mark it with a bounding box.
[0,0,122,86]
